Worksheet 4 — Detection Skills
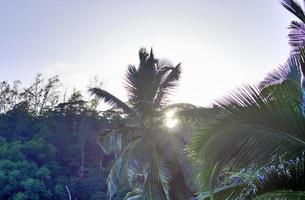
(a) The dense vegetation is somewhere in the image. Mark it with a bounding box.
[0,75,120,199]
[3,0,305,199]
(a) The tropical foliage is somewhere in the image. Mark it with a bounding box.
[185,0,305,199]
[4,1,305,200]
[0,76,119,200]
[90,48,195,200]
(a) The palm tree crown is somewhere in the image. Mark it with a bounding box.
[90,48,181,119]
[89,48,192,200]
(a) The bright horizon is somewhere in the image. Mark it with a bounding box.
[0,0,296,107]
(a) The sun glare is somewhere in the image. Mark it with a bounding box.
[165,110,178,128]
[166,118,178,128]
[166,110,175,118]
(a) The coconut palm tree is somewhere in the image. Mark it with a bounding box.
[181,2,305,199]
[186,53,305,199]
[90,48,195,200]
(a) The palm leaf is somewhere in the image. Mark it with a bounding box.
[154,63,182,106]
[235,154,305,199]
[260,55,301,87]
[125,64,139,104]
[255,155,305,195]
[200,183,245,200]
[297,45,305,75]
[289,21,305,49]
[124,188,142,200]
[107,136,143,199]
[89,87,133,113]
[255,191,305,199]
[125,129,192,200]
[188,82,305,185]
[99,127,144,155]
[282,0,305,23]
[103,127,192,200]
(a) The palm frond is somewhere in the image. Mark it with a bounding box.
[99,127,144,155]
[297,45,305,75]
[124,188,142,200]
[189,127,305,199]
[255,191,305,199]
[196,124,305,172]
[200,183,245,200]
[124,130,192,200]
[282,0,305,23]
[234,154,305,199]
[126,48,161,114]
[154,63,182,106]
[107,137,144,200]
[89,87,133,113]
[260,55,301,87]
[188,82,305,185]
[123,48,183,115]
[108,152,130,199]
[102,125,192,200]
[125,64,142,107]
[289,21,305,49]
[99,129,128,156]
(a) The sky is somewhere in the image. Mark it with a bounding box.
[0,0,298,107]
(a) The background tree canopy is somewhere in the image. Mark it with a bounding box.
[0,75,123,200]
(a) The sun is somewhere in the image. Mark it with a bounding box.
[166,118,178,128]
[165,110,178,128]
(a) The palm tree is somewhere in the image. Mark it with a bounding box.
[186,53,305,199]
[90,48,194,200]
[184,17,305,198]
[168,2,305,195]
[181,1,305,199]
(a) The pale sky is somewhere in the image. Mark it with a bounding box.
[0,0,297,107]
